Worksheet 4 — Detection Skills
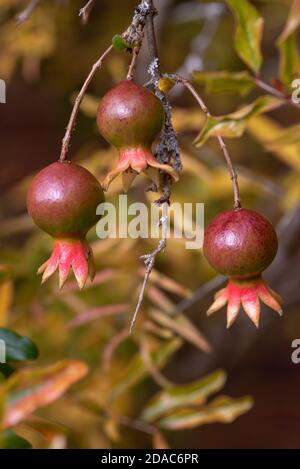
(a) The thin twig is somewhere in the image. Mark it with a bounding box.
[79,0,96,24]
[60,0,151,162]
[59,45,113,162]
[16,0,40,24]
[117,414,156,435]
[253,76,300,111]
[172,74,241,210]
[130,203,168,333]
[127,44,142,80]
[130,1,181,332]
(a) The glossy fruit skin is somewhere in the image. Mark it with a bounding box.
[96,80,177,191]
[27,161,105,239]
[203,208,278,279]
[97,80,165,149]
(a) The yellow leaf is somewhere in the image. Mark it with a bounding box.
[247,114,300,170]
[0,281,13,327]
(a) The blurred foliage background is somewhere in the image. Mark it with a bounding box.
[0,0,300,449]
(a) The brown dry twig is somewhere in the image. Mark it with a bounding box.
[171,74,241,210]
[130,0,181,332]
[130,202,169,333]
[59,44,113,162]
[127,44,143,80]
[59,0,152,162]
[253,76,300,111]
[16,0,41,25]
[79,0,96,24]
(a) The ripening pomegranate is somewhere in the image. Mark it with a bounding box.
[97,80,178,191]
[27,161,104,289]
[203,208,282,328]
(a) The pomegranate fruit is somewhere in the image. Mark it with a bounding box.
[203,208,282,327]
[97,80,178,191]
[27,161,104,289]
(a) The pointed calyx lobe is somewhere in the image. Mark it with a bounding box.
[97,80,178,191]
[27,161,104,289]
[203,208,282,328]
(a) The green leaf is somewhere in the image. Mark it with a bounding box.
[0,328,39,362]
[110,339,182,400]
[2,430,31,449]
[141,370,227,423]
[194,95,282,146]
[112,34,131,51]
[158,395,254,430]
[192,70,254,96]
[226,0,264,73]
[277,0,300,85]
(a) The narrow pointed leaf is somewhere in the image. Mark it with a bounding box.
[2,430,32,449]
[150,310,212,353]
[110,339,181,400]
[226,0,264,73]
[141,370,226,423]
[2,360,88,428]
[193,70,254,96]
[194,96,282,146]
[158,395,253,430]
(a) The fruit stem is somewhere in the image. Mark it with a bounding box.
[170,74,241,210]
[130,1,181,332]
[59,1,153,162]
[59,44,113,162]
[127,45,142,80]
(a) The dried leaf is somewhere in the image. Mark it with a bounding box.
[2,360,88,428]
[146,286,176,314]
[141,268,192,299]
[150,310,212,353]
[68,304,128,329]
[278,0,300,42]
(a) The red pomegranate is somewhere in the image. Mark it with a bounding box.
[27,161,104,289]
[203,208,282,327]
[97,80,178,191]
